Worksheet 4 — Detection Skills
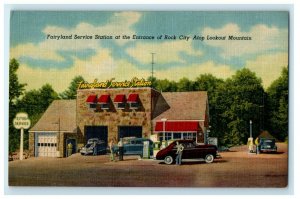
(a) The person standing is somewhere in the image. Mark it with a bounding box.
[255,137,260,154]
[118,138,124,161]
[109,139,115,161]
[175,141,184,165]
[93,141,97,156]
[67,142,73,157]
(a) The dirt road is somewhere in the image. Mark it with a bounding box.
[8,143,288,187]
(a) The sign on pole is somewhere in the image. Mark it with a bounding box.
[13,112,31,160]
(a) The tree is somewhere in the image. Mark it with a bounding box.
[266,67,288,141]
[9,58,26,105]
[9,59,27,153]
[194,74,225,140]
[156,79,178,92]
[15,84,59,150]
[60,76,85,99]
[177,77,194,91]
[215,68,264,145]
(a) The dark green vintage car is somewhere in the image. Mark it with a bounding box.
[113,137,154,158]
[258,138,277,153]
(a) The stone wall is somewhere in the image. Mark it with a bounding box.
[77,88,153,145]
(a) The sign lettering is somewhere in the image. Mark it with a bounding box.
[13,112,31,129]
[77,77,152,90]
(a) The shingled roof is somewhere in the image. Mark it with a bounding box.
[29,100,76,132]
[153,91,208,121]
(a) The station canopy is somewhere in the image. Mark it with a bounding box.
[155,121,199,132]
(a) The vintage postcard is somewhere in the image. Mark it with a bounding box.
[8,11,289,187]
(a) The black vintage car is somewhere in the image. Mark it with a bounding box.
[156,140,220,164]
[80,138,107,155]
[258,138,277,153]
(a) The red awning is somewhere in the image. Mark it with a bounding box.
[98,94,110,104]
[114,94,126,103]
[155,121,199,132]
[127,94,139,103]
[86,95,97,103]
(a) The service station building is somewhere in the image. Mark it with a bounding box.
[29,87,209,158]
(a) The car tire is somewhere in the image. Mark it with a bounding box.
[164,156,174,165]
[205,154,214,163]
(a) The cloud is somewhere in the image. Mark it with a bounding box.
[245,52,288,88]
[17,46,234,93]
[202,23,288,58]
[43,11,141,46]
[126,40,203,64]
[10,12,142,68]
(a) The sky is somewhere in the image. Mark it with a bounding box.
[10,11,289,93]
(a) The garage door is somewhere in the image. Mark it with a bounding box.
[118,126,142,139]
[35,132,57,157]
[85,126,108,144]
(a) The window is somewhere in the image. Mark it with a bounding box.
[182,133,196,140]
[89,103,97,109]
[173,133,181,140]
[100,103,109,110]
[116,102,126,109]
[128,94,139,109]
[129,102,139,109]
[159,132,172,141]
[98,95,110,110]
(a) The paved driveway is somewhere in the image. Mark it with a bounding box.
[8,143,288,187]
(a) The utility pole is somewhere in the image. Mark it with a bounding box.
[151,53,155,87]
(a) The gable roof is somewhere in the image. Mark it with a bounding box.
[257,131,276,140]
[153,91,208,121]
[29,100,76,132]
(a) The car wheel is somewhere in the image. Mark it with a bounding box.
[164,156,174,165]
[205,154,214,163]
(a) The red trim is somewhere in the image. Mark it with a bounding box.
[155,121,199,132]
[98,94,110,104]
[127,94,139,103]
[86,95,97,103]
[114,94,126,103]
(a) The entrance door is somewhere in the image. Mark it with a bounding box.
[66,138,77,156]
[118,126,142,139]
[35,132,57,157]
[85,126,108,145]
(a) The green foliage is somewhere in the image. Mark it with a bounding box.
[9,58,26,105]
[177,77,195,91]
[60,75,85,99]
[214,68,264,144]
[155,79,177,92]
[9,57,288,151]
[10,84,59,152]
[9,59,26,153]
[149,68,274,147]
[266,67,288,141]
[17,84,59,115]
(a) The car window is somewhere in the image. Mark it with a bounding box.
[130,141,136,145]
[123,140,129,145]
[185,143,194,148]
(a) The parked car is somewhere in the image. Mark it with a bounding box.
[113,137,154,158]
[80,138,107,155]
[258,138,277,153]
[156,139,220,164]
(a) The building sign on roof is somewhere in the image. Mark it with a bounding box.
[77,77,152,90]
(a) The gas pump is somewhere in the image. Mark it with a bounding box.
[247,137,256,153]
